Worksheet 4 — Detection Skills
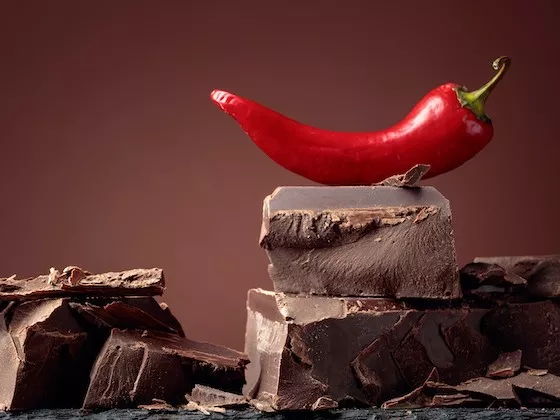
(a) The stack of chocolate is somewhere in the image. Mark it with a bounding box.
[244,184,560,410]
[0,267,248,411]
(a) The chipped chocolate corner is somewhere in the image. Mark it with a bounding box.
[375,164,431,188]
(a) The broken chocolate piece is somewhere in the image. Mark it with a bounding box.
[354,308,497,405]
[474,255,560,297]
[70,297,184,336]
[83,329,248,409]
[481,301,560,374]
[260,186,460,299]
[188,384,247,408]
[460,262,527,298]
[245,289,410,410]
[245,289,498,410]
[375,164,431,188]
[487,350,522,378]
[456,372,560,406]
[381,368,439,409]
[0,299,102,410]
[0,268,165,301]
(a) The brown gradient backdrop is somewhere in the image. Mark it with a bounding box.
[1,1,559,350]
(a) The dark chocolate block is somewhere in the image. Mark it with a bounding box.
[474,255,560,297]
[244,289,495,410]
[0,268,165,301]
[260,186,460,298]
[83,329,249,409]
[0,299,101,410]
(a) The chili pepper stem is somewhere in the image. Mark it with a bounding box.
[456,56,511,122]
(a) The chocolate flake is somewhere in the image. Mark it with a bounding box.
[260,186,460,299]
[487,350,522,378]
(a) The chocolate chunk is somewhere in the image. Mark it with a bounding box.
[245,289,497,410]
[70,297,184,336]
[381,368,439,409]
[0,299,102,410]
[375,164,431,188]
[245,289,410,410]
[84,329,248,409]
[481,301,560,373]
[0,268,165,301]
[474,255,560,297]
[188,384,247,408]
[260,186,460,299]
[487,350,522,378]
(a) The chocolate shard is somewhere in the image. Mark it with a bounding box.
[69,297,184,336]
[311,396,338,411]
[245,289,498,410]
[83,329,248,409]
[474,255,560,297]
[0,299,102,410]
[481,301,560,374]
[352,311,423,404]
[487,350,522,378]
[381,368,439,409]
[259,186,460,299]
[375,164,431,188]
[0,268,165,301]
[187,384,247,408]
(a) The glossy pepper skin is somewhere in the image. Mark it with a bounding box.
[210,57,510,186]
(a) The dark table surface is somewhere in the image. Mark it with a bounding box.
[1,409,560,420]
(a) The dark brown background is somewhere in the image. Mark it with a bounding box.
[1,1,559,350]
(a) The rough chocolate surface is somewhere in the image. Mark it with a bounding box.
[0,299,98,410]
[84,329,249,410]
[0,268,165,301]
[260,186,460,299]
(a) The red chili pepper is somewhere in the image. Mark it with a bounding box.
[210,56,510,186]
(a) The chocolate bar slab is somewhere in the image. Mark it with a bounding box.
[244,289,495,410]
[260,186,460,298]
[0,268,165,301]
[83,329,249,409]
[474,255,560,297]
